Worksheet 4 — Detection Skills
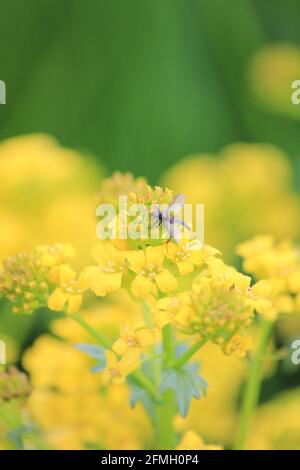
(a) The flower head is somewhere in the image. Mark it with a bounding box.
[155,258,271,352]
[223,334,253,358]
[80,241,129,297]
[102,351,140,385]
[165,240,219,276]
[47,264,86,314]
[127,245,177,299]
[112,325,155,357]
[237,236,300,320]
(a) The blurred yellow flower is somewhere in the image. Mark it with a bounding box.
[237,236,300,320]
[0,134,103,265]
[246,388,300,450]
[161,144,300,261]
[47,265,85,314]
[112,325,155,357]
[223,334,253,358]
[102,350,140,385]
[176,430,223,450]
[247,43,300,120]
[23,305,152,450]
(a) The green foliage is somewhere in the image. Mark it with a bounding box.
[159,362,207,417]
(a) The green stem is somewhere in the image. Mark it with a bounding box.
[162,324,174,368]
[173,338,207,369]
[72,312,113,350]
[130,370,158,402]
[71,311,158,402]
[234,318,274,450]
[155,325,176,450]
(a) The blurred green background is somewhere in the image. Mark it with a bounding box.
[1,0,300,450]
[1,0,300,183]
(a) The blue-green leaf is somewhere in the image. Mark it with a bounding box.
[128,379,156,422]
[75,343,106,373]
[159,362,207,417]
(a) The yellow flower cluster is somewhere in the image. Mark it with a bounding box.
[0,243,74,313]
[0,134,103,266]
[103,326,155,385]
[246,388,300,450]
[247,43,300,120]
[97,173,176,250]
[161,143,300,260]
[1,175,273,366]
[0,244,75,314]
[155,257,269,355]
[237,236,300,320]
[23,302,152,450]
[0,171,278,451]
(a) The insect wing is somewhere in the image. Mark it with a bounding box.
[165,193,185,215]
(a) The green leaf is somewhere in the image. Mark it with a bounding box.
[159,362,207,417]
[75,343,106,373]
[128,379,156,422]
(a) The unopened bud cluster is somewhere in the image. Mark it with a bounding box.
[0,252,50,314]
[0,367,32,401]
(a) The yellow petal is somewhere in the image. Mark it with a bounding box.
[48,265,60,284]
[59,265,76,285]
[67,295,82,314]
[136,328,155,348]
[112,338,128,355]
[146,245,164,268]
[275,295,294,314]
[252,280,272,298]
[131,274,154,299]
[47,288,68,312]
[177,260,194,276]
[126,251,146,273]
[155,269,178,292]
[165,241,178,259]
[288,271,300,293]
[87,268,107,296]
[91,242,109,265]
[120,349,141,374]
[153,310,170,329]
[105,272,122,293]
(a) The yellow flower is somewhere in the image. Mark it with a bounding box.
[102,351,140,385]
[246,387,300,449]
[80,241,128,297]
[223,334,253,358]
[252,280,273,298]
[165,239,219,275]
[47,265,84,314]
[153,293,194,329]
[23,320,152,450]
[112,325,155,357]
[176,431,223,450]
[127,245,177,299]
[237,237,300,320]
[288,270,300,293]
[35,243,76,267]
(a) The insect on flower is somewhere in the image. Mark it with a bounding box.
[151,193,191,242]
